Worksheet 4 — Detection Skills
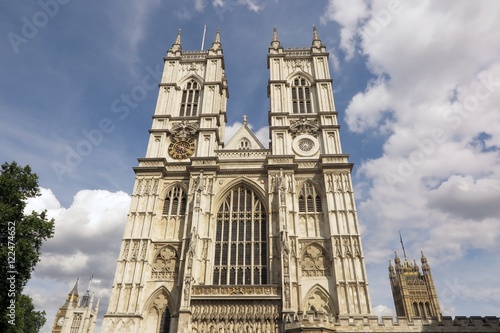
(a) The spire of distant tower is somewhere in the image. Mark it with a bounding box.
[70,277,79,296]
[87,271,94,291]
[170,29,182,52]
[394,250,401,267]
[421,251,430,272]
[270,26,282,49]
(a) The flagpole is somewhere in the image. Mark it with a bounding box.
[399,231,407,259]
[201,23,207,50]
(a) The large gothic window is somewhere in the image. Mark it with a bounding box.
[213,186,267,285]
[291,77,312,114]
[163,186,187,216]
[180,80,200,117]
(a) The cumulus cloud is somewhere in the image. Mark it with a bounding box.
[428,175,500,220]
[25,188,130,333]
[320,0,368,59]
[372,304,394,318]
[323,0,500,315]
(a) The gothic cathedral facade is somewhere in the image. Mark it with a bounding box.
[100,27,370,333]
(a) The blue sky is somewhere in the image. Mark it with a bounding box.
[1,1,500,332]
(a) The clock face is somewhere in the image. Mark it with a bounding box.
[168,138,196,159]
[57,317,65,326]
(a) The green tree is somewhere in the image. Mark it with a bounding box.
[0,162,54,332]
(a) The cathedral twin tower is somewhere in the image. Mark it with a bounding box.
[99,27,372,333]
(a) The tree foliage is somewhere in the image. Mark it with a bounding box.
[0,162,54,332]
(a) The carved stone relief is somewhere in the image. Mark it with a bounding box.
[151,246,179,280]
[289,118,319,138]
[304,287,335,315]
[300,243,330,277]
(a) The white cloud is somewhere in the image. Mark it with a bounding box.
[324,0,500,315]
[320,0,368,59]
[25,188,130,333]
[372,304,394,318]
[428,175,500,220]
[345,77,391,132]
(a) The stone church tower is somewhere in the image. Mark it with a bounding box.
[389,251,442,320]
[101,27,372,333]
[51,278,99,333]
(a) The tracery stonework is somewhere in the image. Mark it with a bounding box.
[151,246,178,280]
[300,243,330,277]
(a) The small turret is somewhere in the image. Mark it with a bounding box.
[169,29,182,54]
[388,259,395,276]
[270,27,281,49]
[210,29,222,51]
[421,251,430,272]
[311,26,325,51]
[394,251,402,268]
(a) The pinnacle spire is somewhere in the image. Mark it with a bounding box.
[394,250,401,266]
[270,26,281,49]
[313,25,320,41]
[421,251,430,272]
[421,250,427,262]
[312,25,324,49]
[210,29,222,51]
[170,29,182,52]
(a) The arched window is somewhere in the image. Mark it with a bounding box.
[239,138,250,150]
[298,182,322,213]
[213,186,267,285]
[413,302,419,316]
[163,186,187,216]
[298,181,325,237]
[159,308,171,333]
[180,80,200,117]
[291,77,312,114]
[425,302,432,316]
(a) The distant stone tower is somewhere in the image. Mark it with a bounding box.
[389,251,442,319]
[51,278,99,333]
